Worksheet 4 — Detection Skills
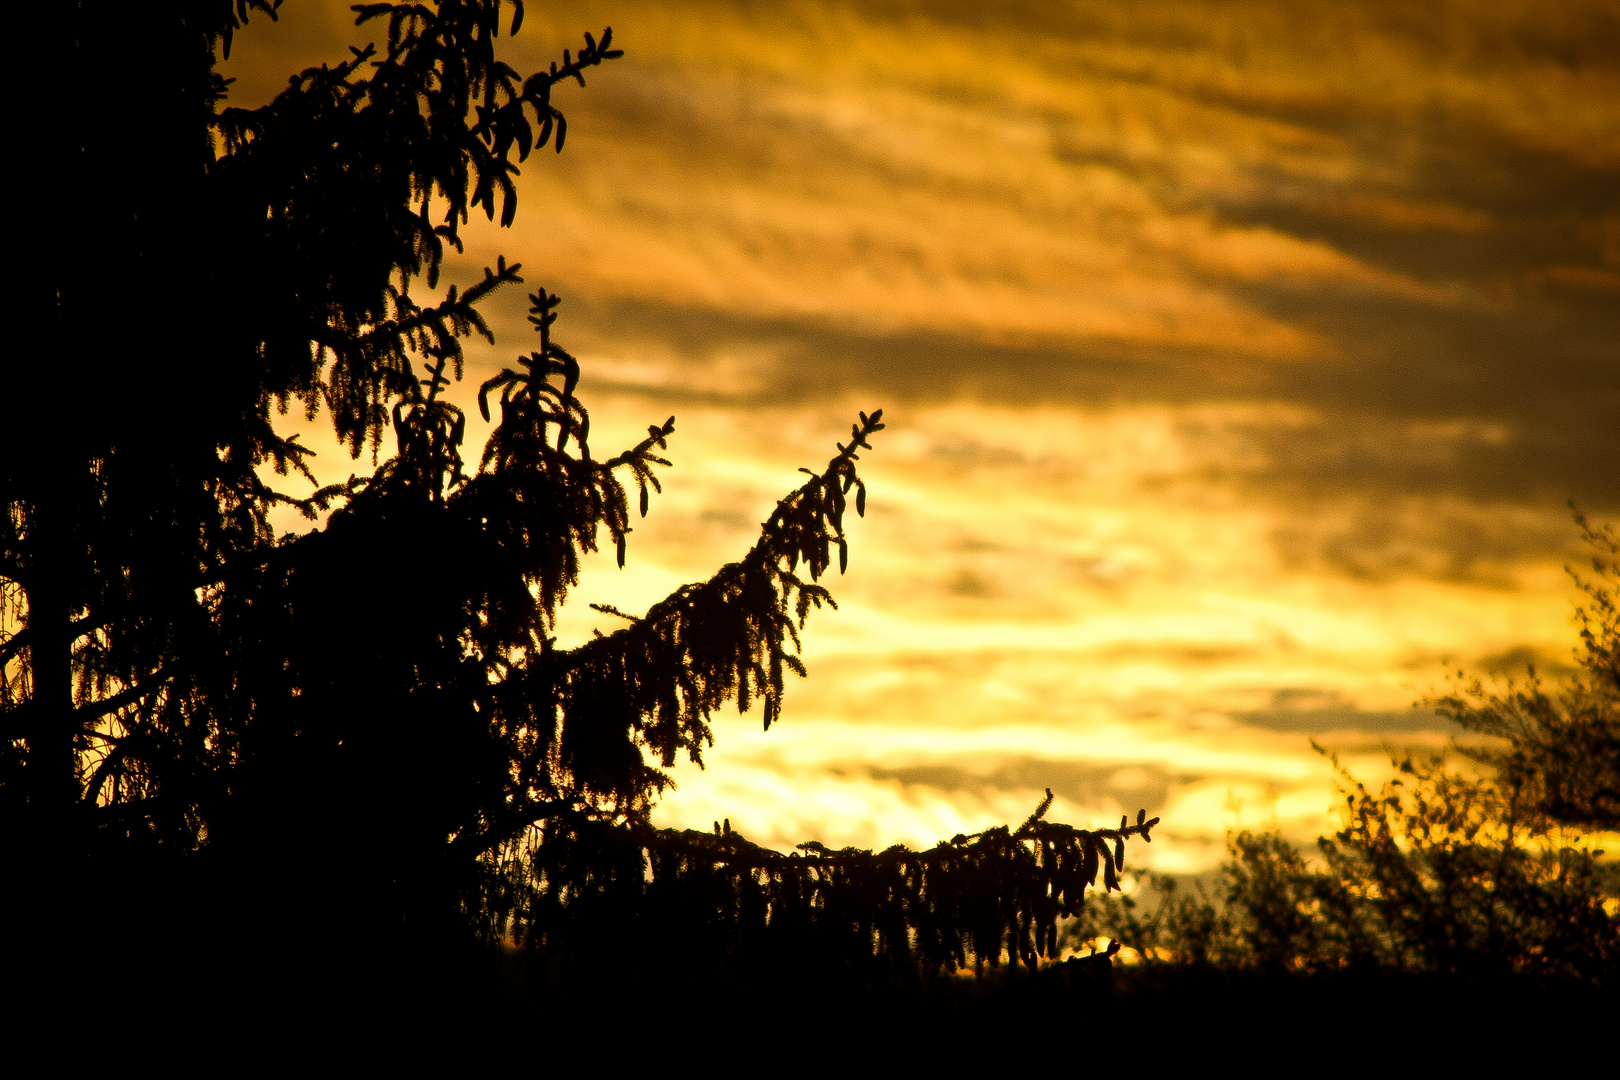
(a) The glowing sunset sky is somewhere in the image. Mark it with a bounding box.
[228,1,1619,871]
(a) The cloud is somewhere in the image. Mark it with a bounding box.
[230,1,1618,861]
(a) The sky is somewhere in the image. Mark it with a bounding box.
[225,0,1619,872]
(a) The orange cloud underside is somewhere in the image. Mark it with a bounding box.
[231,0,1618,871]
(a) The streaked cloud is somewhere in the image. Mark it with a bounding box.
[230,0,1618,871]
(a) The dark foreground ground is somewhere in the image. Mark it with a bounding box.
[14,930,1607,1069]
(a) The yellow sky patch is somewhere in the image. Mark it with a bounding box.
[234,0,1616,872]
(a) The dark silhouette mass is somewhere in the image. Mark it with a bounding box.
[6,2,1614,1055]
[2,1,1156,1042]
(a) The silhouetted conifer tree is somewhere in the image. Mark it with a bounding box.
[2,1,1155,1011]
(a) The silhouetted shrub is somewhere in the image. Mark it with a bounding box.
[1434,514,1620,833]
[1075,520,1620,994]
[1079,758,1617,987]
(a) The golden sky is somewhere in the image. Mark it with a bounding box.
[228,1,1620,871]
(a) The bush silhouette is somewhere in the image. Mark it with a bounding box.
[1074,520,1620,1010]
[1079,762,1617,985]
[1434,514,1620,833]
[2,2,1155,1025]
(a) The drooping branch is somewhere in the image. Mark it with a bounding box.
[512,794,1161,977]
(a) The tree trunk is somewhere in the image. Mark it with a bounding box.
[22,481,81,821]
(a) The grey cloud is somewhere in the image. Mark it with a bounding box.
[1267,498,1587,585]
[850,757,1176,816]
[523,290,1618,511]
[1236,689,1452,735]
